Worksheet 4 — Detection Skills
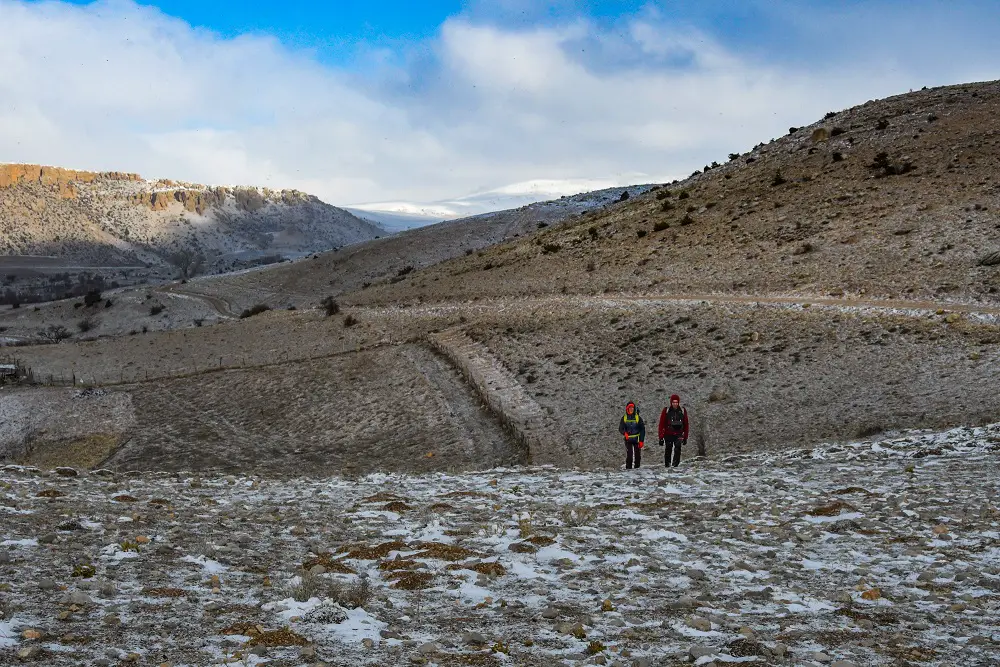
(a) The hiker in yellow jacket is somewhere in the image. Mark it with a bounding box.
[618,401,646,469]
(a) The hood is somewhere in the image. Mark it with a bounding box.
[625,401,636,414]
[670,394,681,404]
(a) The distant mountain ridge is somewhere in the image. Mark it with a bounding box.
[0,163,384,274]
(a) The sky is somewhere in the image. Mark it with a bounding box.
[2,0,1000,224]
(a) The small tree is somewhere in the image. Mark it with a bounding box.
[83,290,102,307]
[320,297,340,317]
[40,324,71,342]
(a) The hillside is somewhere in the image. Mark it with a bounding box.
[161,183,656,313]
[0,164,383,298]
[2,81,1000,477]
[349,81,1000,307]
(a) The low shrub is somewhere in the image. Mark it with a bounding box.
[239,304,270,319]
[320,296,340,317]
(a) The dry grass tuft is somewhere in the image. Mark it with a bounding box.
[362,492,406,503]
[808,500,856,517]
[301,553,356,574]
[378,558,419,572]
[19,434,123,471]
[143,587,187,598]
[411,542,481,561]
[36,489,66,498]
[244,627,310,647]
[384,501,412,512]
[388,571,433,590]
[341,540,409,560]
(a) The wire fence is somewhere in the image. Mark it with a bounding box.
[6,337,405,388]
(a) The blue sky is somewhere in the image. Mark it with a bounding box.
[3,0,1000,221]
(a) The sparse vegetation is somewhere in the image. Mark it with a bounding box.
[39,324,71,342]
[77,318,94,333]
[541,243,562,254]
[149,304,165,316]
[239,304,271,319]
[653,220,669,232]
[771,170,787,186]
[869,152,915,177]
[83,289,102,307]
[321,296,341,316]
[343,314,358,327]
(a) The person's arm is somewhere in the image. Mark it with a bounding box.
[619,415,626,436]
[658,408,667,440]
[639,416,646,444]
[683,408,690,441]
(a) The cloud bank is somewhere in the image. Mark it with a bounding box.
[1,0,999,219]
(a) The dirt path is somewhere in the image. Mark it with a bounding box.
[427,329,569,466]
[156,283,239,318]
[401,344,525,467]
[360,291,1000,319]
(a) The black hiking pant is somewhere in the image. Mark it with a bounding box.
[625,440,642,469]
[664,435,682,467]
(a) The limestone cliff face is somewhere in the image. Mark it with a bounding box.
[0,163,384,271]
[0,164,140,188]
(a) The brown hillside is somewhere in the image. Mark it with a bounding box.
[3,82,1000,475]
[349,80,1000,307]
[0,164,383,274]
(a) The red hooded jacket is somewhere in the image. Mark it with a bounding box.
[658,395,689,439]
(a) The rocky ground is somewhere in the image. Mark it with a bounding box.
[1,423,998,667]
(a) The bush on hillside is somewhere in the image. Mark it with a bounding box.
[321,296,340,316]
[239,304,270,319]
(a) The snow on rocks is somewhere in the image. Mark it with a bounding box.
[0,423,997,665]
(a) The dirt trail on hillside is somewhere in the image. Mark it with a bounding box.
[156,283,239,318]
[360,291,1000,320]
[400,344,525,466]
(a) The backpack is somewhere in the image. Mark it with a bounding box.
[667,407,685,430]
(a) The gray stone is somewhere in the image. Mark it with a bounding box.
[462,631,487,646]
[686,568,707,580]
[541,606,560,619]
[689,645,716,660]
[831,661,859,667]
[417,643,438,655]
[812,652,833,663]
[667,595,699,610]
[38,577,58,591]
[62,590,93,606]
[688,616,712,632]
[39,533,59,545]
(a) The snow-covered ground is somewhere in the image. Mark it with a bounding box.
[0,423,998,666]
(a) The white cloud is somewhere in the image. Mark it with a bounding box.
[0,0,998,218]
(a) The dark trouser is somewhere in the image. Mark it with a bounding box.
[664,435,682,467]
[625,440,641,469]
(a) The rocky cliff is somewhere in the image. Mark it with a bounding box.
[0,164,384,272]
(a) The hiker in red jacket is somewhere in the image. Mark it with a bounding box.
[657,394,688,467]
[618,401,645,469]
